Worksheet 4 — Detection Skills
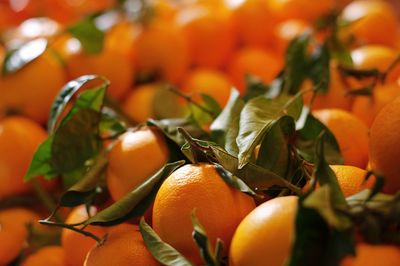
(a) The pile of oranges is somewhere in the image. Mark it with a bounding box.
[0,0,400,265]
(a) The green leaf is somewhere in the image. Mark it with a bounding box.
[191,210,223,266]
[84,161,185,226]
[68,18,104,54]
[243,75,269,101]
[214,164,257,196]
[308,43,330,92]
[210,89,244,155]
[25,136,56,181]
[2,38,47,76]
[140,218,194,266]
[152,85,185,119]
[200,94,222,118]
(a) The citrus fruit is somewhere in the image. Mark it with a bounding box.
[341,243,400,266]
[330,165,375,197]
[21,246,66,266]
[274,19,311,55]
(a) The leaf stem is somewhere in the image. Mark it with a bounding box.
[31,179,63,222]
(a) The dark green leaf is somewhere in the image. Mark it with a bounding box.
[25,137,56,181]
[200,94,222,118]
[68,18,104,54]
[152,85,185,119]
[214,164,257,196]
[243,75,269,101]
[2,38,47,76]
[140,218,194,266]
[308,43,330,92]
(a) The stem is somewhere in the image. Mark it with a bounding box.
[31,179,63,222]
[168,87,215,117]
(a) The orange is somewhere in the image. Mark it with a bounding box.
[369,95,400,194]
[351,82,400,127]
[231,0,278,47]
[229,196,298,266]
[274,19,311,55]
[341,243,400,266]
[0,116,50,199]
[122,83,162,123]
[182,68,233,107]
[21,246,66,266]
[228,47,283,94]
[340,0,399,47]
[303,61,354,111]
[152,163,255,264]
[66,49,134,100]
[107,127,169,201]
[267,0,334,22]
[176,4,237,68]
[0,50,66,123]
[134,20,189,84]
[84,224,159,266]
[350,45,400,84]
[61,205,107,266]
[0,208,40,265]
[330,165,375,197]
[104,21,136,59]
[313,109,369,168]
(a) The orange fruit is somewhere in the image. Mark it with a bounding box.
[66,49,134,100]
[229,196,298,266]
[228,47,283,94]
[0,116,50,199]
[176,4,237,68]
[313,109,369,168]
[152,163,255,264]
[0,50,66,123]
[122,83,162,123]
[274,19,311,55]
[61,205,107,266]
[0,208,40,265]
[134,20,189,84]
[351,82,400,127]
[182,68,233,107]
[330,165,375,197]
[351,45,400,84]
[104,21,136,59]
[231,0,278,47]
[267,0,334,22]
[303,61,354,111]
[341,243,400,266]
[84,224,159,266]
[340,0,399,47]
[107,127,169,201]
[21,246,66,266]
[369,95,400,194]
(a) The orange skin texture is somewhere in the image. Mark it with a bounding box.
[177,5,237,68]
[134,20,189,84]
[231,0,278,47]
[62,205,107,266]
[0,51,67,124]
[153,163,255,264]
[229,196,298,266]
[350,45,400,84]
[122,84,161,123]
[341,243,400,266]
[267,0,334,22]
[303,61,354,111]
[21,246,66,266]
[66,49,134,100]
[274,19,311,55]
[340,0,399,47]
[107,128,169,201]
[352,82,400,127]
[369,95,400,194]
[0,208,40,265]
[228,47,283,94]
[330,165,375,197]
[0,116,50,199]
[104,21,137,60]
[313,109,369,169]
[182,68,233,107]
[84,224,160,266]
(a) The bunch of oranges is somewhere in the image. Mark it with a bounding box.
[0,0,400,265]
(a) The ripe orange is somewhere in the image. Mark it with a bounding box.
[61,205,107,266]
[176,4,237,68]
[274,19,311,55]
[107,128,169,201]
[0,208,40,265]
[0,51,66,123]
[351,82,400,127]
[267,0,334,22]
[104,21,137,60]
[134,20,189,84]
[313,109,369,168]
[341,243,400,266]
[340,0,399,47]
[21,246,66,266]
[0,116,50,199]
[152,163,255,264]
[330,165,375,197]
[84,224,159,266]
[182,68,233,107]
[369,95,400,194]
[229,196,298,266]
[228,47,283,94]
[66,49,134,100]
